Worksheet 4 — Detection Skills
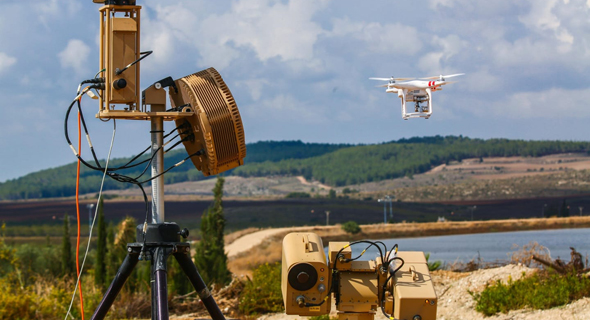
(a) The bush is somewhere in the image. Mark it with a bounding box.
[341,221,361,234]
[471,271,590,316]
[239,262,283,315]
[285,192,311,199]
[424,253,442,271]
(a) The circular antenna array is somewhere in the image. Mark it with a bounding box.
[171,68,246,176]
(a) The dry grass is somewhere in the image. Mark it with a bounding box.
[228,236,283,277]
[509,241,552,268]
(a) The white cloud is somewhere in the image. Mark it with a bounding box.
[418,35,468,73]
[58,39,91,76]
[236,78,270,101]
[0,52,16,73]
[329,18,422,55]
[518,0,575,51]
[483,87,590,119]
[36,0,82,28]
[246,93,326,124]
[145,0,329,69]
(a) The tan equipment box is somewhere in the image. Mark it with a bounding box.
[390,251,437,320]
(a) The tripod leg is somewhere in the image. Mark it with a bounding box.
[92,248,140,320]
[153,247,171,320]
[174,251,226,320]
[151,260,157,320]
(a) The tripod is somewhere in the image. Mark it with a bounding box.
[91,222,225,320]
[91,119,226,320]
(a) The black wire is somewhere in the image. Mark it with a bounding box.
[380,256,405,320]
[64,85,192,223]
[76,99,102,168]
[303,240,388,308]
[137,149,204,184]
[386,244,399,263]
[115,51,152,76]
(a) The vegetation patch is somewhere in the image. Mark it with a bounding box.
[471,271,590,316]
[341,221,361,234]
[239,262,284,315]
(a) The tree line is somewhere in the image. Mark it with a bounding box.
[233,136,590,186]
[1,137,589,199]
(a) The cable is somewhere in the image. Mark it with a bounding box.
[65,120,117,320]
[115,51,152,76]
[75,106,85,320]
[380,256,404,320]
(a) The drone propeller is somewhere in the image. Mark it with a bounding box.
[369,77,414,81]
[422,73,465,81]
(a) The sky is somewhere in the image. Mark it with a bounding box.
[0,0,589,182]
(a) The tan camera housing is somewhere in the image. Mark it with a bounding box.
[282,233,331,316]
[282,233,438,320]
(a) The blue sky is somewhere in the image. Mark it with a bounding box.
[1,0,589,182]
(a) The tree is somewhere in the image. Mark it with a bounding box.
[106,222,116,281]
[328,189,336,199]
[341,221,361,234]
[194,177,231,287]
[61,214,74,277]
[95,197,107,288]
[111,217,139,292]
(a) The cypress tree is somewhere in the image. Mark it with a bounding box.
[194,177,231,287]
[61,214,74,277]
[112,217,138,292]
[95,197,107,288]
[106,222,116,281]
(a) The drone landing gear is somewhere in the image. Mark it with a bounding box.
[91,222,225,320]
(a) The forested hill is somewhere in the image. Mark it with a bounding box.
[233,136,590,186]
[0,140,348,200]
[2,137,590,200]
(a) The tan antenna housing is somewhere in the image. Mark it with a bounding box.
[170,68,246,176]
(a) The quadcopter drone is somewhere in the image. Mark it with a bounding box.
[370,73,464,120]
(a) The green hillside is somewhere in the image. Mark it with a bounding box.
[0,140,347,200]
[1,136,589,200]
[233,136,590,186]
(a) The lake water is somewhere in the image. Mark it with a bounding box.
[341,228,590,264]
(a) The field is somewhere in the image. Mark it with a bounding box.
[2,193,590,239]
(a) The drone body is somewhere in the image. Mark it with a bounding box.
[371,74,464,120]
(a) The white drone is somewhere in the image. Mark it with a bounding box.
[370,73,464,120]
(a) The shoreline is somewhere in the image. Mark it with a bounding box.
[276,216,590,244]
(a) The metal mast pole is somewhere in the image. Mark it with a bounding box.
[151,117,165,223]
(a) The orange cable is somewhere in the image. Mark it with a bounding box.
[76,103,85,319]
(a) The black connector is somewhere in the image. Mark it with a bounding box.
[81,77,105,85]
[89,83,106,90]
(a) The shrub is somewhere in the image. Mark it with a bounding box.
[471,271,590,316]
[424,253,442,271]
[285,192,311,198]
[341,221,361,234]
[239,262,283,315]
